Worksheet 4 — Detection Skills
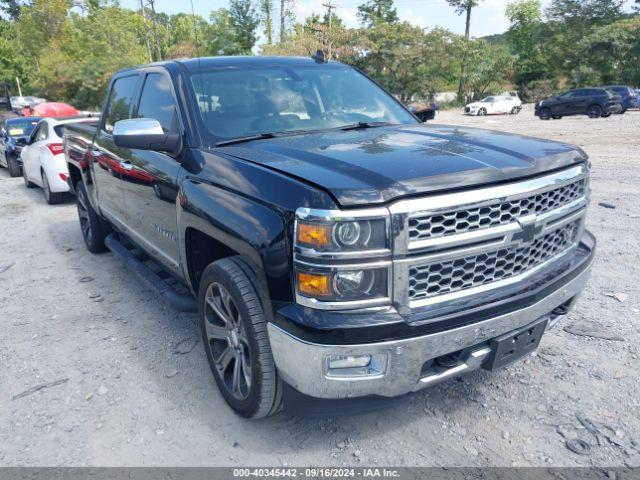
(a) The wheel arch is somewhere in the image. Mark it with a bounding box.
[67,163,82,194]
[179,181,293,320]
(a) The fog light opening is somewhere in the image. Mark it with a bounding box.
[325,354,386,379]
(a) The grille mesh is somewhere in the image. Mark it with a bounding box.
[408,179,586,242]
[409,221,580,301]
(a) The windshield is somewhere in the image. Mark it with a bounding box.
[482,97,496,102]
[5,119,40,137]
[190,64,417,141]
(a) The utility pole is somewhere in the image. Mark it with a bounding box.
[139,0,153,63]
[322,2,337,60]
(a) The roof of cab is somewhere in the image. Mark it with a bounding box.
[116,55,345,75]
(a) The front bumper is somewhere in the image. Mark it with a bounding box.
[268,237,594,400]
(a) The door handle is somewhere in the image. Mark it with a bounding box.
[119,160,133,171]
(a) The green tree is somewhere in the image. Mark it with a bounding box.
[445,0,485,100]
[260,0,274,44]
[229,0,259,53]
[462,39,514,98]
[543,0,625,78]
[356,23,460,101]
[208,8,243,55]
[572,16,640,86]
[357,0,398,28]
[506,0,548,85]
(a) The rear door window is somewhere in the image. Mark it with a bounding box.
[103,75,139,134]
[135,73,179,134]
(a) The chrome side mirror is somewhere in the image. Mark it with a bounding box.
[113,118,181,154]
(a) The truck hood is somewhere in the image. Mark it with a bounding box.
[216,124,587,207]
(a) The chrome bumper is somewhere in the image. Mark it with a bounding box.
[268,262,591,399]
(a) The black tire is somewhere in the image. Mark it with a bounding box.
[601,112,611,118]
[42,170,65,205]
[539,107,552,120]
[75,180,108,253]
[199,257,283,419]
[511,106,521,114]
[477,108,486,116]
[618,108,626,115]
[23,169,36,188]
[552,115,562,119]
[7,156,21,177]
[587,104,603,118]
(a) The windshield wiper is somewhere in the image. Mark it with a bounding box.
[337,121,396,131]
[215,129,317,147]
[216,132,279,147]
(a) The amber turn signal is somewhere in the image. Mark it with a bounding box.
[296,222,332,248]
[297,272,332,297]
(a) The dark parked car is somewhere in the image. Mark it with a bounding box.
[534,88,622,120]
[64,56,595,418]
[0,116,42,176]
[601,85,638,112]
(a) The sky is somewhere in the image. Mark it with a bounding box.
[122,0,636,40]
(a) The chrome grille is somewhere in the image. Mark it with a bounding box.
[408,220,580,301]
[408,178,586,242]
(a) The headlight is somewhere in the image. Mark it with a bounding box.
[295,209,389,254]
[295,267,389,303]
[294,207,391,309]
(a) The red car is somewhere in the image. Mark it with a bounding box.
[21,102,79,118]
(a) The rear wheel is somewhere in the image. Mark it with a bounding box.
[199,257,282,419]
[511,106,521,114]
[7,156,21,177]
[587,104,603,118]
[76,180,108,253]
[552,115,562,119]
[539,107,552,120]
[618,108,626,114]
[42,170,65,205]
[601,112,611,118]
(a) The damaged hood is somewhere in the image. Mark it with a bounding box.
[215,124,587,207]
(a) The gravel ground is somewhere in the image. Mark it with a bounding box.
[0,105,639,467]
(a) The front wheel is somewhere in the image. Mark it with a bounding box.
[477,108,487,116]
[539,107,552,120]
[75,181,108,253]
[601,112,611,118]
[199,257,282,419]
[552,115,562,119]
[587,104,603,118]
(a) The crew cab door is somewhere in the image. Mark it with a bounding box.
[22,121,48,185]
[120,71,182,272]
[92,74,141,227]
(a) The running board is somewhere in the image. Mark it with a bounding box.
[104,233,198,313]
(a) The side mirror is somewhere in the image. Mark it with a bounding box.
[113,118,181,154]
[15,137,27,146]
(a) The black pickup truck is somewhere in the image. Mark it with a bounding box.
[64,56,595,418]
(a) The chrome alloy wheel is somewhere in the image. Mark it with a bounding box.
[204,282,252,400]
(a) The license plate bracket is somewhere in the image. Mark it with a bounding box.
[483,317,548,371]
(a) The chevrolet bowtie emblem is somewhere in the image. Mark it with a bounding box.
[513,214,543,243]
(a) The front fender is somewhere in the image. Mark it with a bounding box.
[178,177,291,308]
